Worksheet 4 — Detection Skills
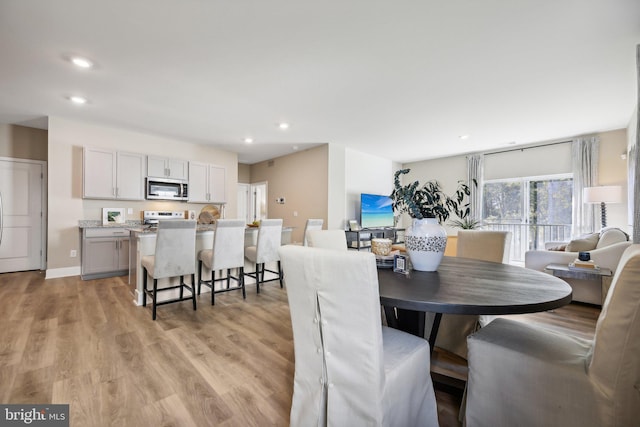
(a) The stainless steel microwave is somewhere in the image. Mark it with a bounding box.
[146,177,188,201]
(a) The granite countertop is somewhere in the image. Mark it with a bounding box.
[79,220,214,231]
[78,220,143,229]
[79,220,292,233]
[127,224,216,235]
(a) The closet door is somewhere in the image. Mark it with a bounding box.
[0,159,44,272]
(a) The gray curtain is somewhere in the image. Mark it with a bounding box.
[634,44,640,244]
[467,154,484,224]
[571,136,599,236]
[629,144,636,231]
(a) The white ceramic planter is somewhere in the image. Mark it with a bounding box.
[405,217,447,271]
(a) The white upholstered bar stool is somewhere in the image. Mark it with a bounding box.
[279,245,439,427]
[198,219,246,305]
[306,229,348,251]
[302,218,323,245]
[142,220,197,320]
[244,219,283,293]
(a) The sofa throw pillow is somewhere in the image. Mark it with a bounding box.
[548,244,568,251]
[565,233,599,252]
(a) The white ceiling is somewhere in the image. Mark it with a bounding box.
[1,1,638,164]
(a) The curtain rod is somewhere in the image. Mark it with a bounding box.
[483,140,572,157]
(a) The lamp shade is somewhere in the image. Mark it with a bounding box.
[583,186,623,203]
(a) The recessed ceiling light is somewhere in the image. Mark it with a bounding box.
[244,137,254,144]
[70,56,93,69]
[69,96,87,104]
[278,122,290,130]
[459,135,469,140]
[292,145,299,151]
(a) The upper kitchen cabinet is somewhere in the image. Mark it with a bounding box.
[147,156,188,180]
[83,147,145,200]
[188,162,226,203]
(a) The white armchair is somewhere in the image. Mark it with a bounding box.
[525,228,631,304]
[466,244,640,427]
[279,245,439,427]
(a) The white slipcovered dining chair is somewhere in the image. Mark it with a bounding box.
[434,230,512,359]
[198,219,246,305]
[465,244,640,427]
[279,245,439,427]
[302,218,324,245]
[142,220,197,320]
[244,219,283,293]
[306,229,348,251]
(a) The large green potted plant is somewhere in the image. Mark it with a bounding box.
[390,169,470,271]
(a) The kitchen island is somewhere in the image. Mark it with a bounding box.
[128,225,292,305]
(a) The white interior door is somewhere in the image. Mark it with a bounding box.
[0,159,44,272]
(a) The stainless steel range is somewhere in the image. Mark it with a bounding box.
[143,210,186,227]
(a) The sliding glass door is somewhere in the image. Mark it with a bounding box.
[483,174,573,261]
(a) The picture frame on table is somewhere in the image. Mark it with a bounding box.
[102,208,126,225]
[393,254,409,274]
[349,220,361,231]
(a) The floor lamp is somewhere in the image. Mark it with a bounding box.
[583,186,623,229]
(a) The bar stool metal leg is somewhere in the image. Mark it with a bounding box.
[240,267,246,299]
[211,270,216,306]
[191,273,196,311]
[143,267,148,307]
[152,278,158,321]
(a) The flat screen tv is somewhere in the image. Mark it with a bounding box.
[360,193,395,228]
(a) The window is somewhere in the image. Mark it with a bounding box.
[483,174,573,261]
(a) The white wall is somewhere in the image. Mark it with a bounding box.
[597,129,629,232]
[47,116,238,274]
[327,144,346,230]
[344,148,396,228]
[403,154,467,234]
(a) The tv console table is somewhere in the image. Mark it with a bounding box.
[345,227,405,251]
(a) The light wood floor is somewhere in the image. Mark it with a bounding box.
[0,270,599,427]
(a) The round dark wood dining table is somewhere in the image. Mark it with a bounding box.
[378,256,573,350]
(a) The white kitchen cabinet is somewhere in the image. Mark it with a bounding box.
[116,152,146,200]
[147,156,188,180]
[83,147,116,199]
[83,147,145,200]
[81,228,130,280]
[188,161,226,203]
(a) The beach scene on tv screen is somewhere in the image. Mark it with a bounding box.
[361,194,394,228]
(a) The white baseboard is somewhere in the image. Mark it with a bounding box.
[45,266,81,279]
